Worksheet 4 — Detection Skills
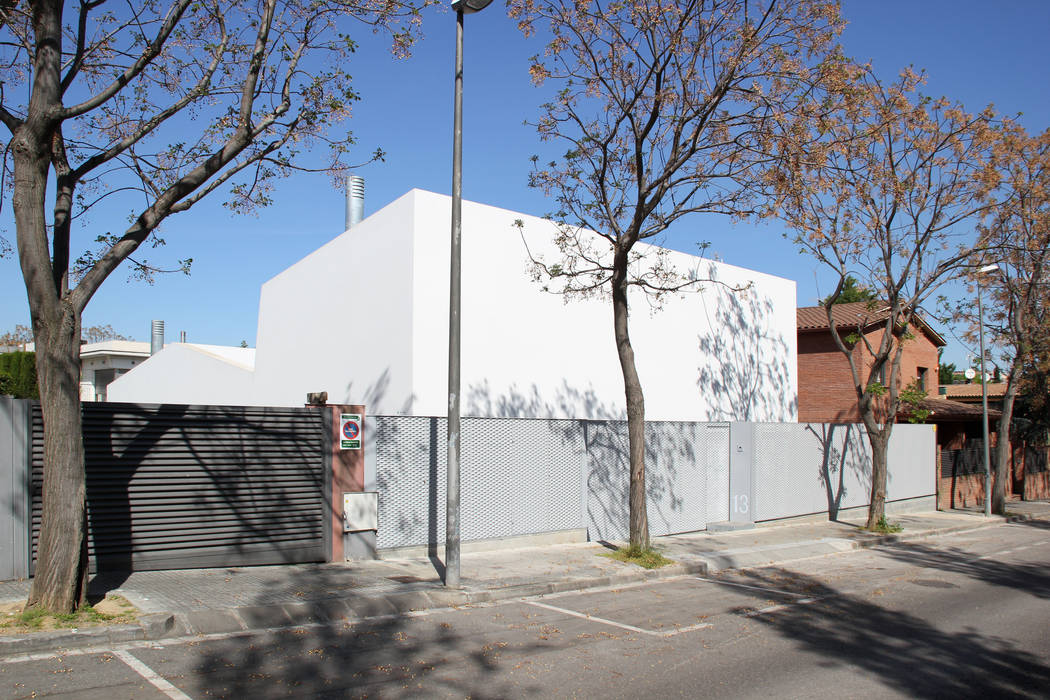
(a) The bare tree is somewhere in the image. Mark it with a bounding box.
[973,127,1050,514]
[1,0,426,612]
[0,324,34,346]
[81,324,129,343]
[509,0,846,549]
[774,71,1004,528]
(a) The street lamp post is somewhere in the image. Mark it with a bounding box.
[447,0,492,588]
[976,263,999,518]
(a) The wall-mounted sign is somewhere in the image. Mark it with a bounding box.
[340,413,362,450]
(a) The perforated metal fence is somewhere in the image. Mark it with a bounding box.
[375,416,730,548]
[374,417,585,549]
[884,425,938,500]
[585,421,719,542]
[752,423,935,521]
[705,424,731,523]
[2,403,940,576]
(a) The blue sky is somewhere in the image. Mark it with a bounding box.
[2,0,1048,368]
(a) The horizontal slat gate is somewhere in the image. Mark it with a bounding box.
[30,402,327,573]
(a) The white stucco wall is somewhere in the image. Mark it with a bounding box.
[105,189,797,420]
[251,190,416,411]
[405,190,797,421]
[108,344,255,405]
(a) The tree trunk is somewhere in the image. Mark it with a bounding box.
[12,0,88,612]
[864,427,890,529]
[992,379,1019,515]
[26,309,89,614]
[612,266,648,550]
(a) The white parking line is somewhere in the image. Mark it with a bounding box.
[114,649,194,700]
[743,598,821,618]
[691,577,825,617]
[744,603,792,617]
[693,577,815,599]
[526,600,711,637]
[968,539,1050,563]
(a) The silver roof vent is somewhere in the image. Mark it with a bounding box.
[150,320,164,355]
[345,175,364,231]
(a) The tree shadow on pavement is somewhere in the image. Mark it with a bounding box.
[185,567,549,698]
[1011,518,1050,532]
[873,538,1050,600]
[711,566,1050,699]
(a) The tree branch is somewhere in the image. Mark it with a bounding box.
[61,0,194,119]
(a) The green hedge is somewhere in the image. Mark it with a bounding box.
[0,351,39,399]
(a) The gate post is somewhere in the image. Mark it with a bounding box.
[0,398,31,581]
[324,404,372,561]
[728,422,755,525]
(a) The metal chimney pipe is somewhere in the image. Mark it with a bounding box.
[179,330,187,343]
[345,175,365,230]
[150,320,164,355]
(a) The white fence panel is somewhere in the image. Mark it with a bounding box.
[752,423,935,522]
[373,416,936,550]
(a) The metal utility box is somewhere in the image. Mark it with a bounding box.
[343,492,378,532]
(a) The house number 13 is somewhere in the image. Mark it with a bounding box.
[732,494,749,515]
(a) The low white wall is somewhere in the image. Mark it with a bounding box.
[108,344,255,406]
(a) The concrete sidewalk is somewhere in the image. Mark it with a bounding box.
[2,501,1047,656]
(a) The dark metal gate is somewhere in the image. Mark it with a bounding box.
[30,402,328,573]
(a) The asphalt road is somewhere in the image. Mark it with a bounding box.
[3,519,1049,699]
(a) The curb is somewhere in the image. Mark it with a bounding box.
[663,513,1038,573]
[0,613,177,656]
[0,562,710,657]
[0,510,1041,657]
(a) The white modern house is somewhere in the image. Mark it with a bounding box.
[79,340,152,401]
[110,189,799,421]
[9,339,152,401]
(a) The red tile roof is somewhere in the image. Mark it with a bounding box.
[903,397,1001,421]
[942,383,1009,399]
[797,302,945,346]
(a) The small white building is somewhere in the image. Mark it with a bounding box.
[78,341,151,402]
[108,343,255,406]
[6,339,152,401]
[111,189,799,421]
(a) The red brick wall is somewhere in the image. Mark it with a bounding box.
[1026,472,1050,500]
[937,445,986,509]
[797,332,861,422]
[938,472,986,509]
[938,443,1048,509]
[798,325,941,424]
[1025,445,1050,501]
[893,326,940,393]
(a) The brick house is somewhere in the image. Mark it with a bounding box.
[940,382,1009,413]
[796,302,1045,507]
[797,302,944,424]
